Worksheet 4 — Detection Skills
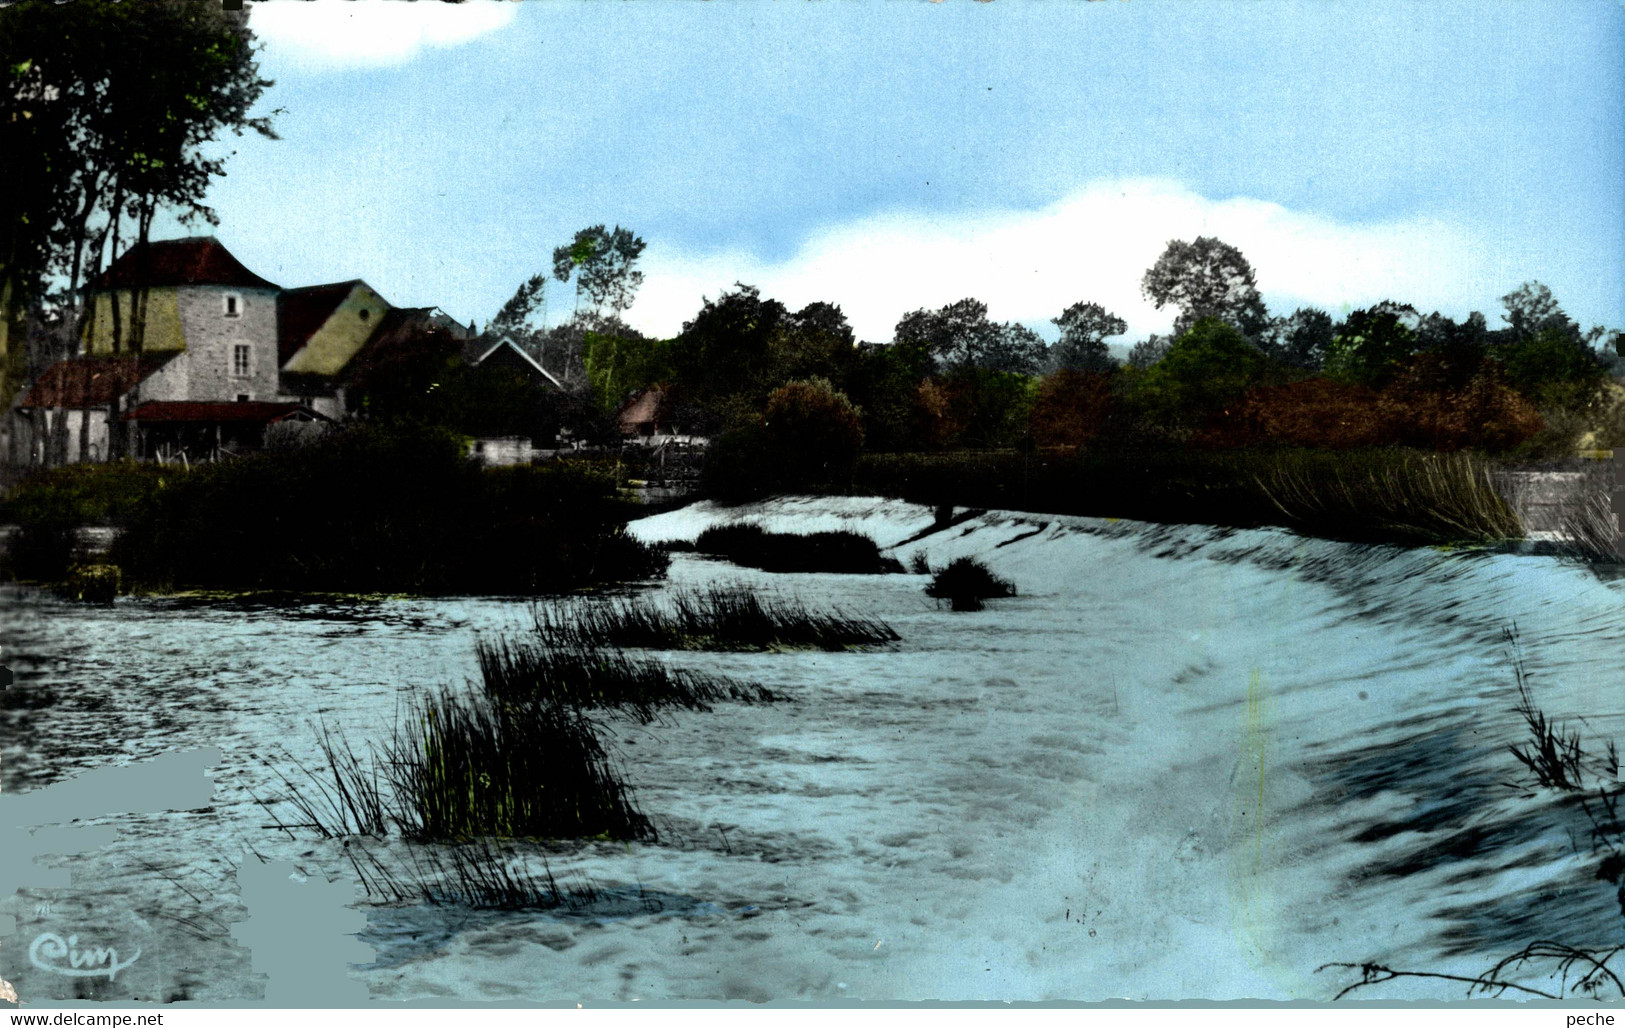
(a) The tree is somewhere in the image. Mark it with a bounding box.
[762,377,865,485]
[0,1,276,367]
[1049,301,1125,373]
[1500,281,1574,343]
[488,273,549,338]
[892,298,1045,375]
[551,225,646,317]
[1258,307,1334,371]
[1323,305,1419,387]
[1141,237,1269,339]
[1126,335,1172,370]
[1131,317,1277,436]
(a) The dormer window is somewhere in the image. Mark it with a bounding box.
[224,293,242,318]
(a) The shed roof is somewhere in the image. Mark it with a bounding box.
[86,237,280,292]
[21,354,177,408]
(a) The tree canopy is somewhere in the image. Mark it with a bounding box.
[552,224,647,317]
[1141,236,1269,339]
[1049,301,1125,373]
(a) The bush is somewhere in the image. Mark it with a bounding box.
[109,422,668,594]
[923,556,1016,612]
[693,523,902,574]
[1030,370,1112,448]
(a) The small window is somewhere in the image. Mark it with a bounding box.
[232,343,252,377]
[224,294,242,318]
[359,308,371,322]
[236,394,250,403]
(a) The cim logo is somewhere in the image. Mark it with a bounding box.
[28,932,140,982]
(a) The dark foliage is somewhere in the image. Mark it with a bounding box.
[853,446,1522,546]
[107,422,668,594]
[923,556,1016,612]
[693,523,902,574]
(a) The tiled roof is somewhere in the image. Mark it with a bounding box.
[87,237,279,292]
[277,281,363,365]
[124,401,328,424]
[21,355,177,408]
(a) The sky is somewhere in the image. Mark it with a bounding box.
[174,0,1625,348]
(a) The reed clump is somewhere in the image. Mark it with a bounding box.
[475,635,776,723]
[693,523,904,574]
[262,687,653,844]
[531,585,900,652]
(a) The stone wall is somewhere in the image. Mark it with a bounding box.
[175,284,281,402]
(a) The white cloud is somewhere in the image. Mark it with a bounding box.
[624,178,1493,344]
[250,0,516,70]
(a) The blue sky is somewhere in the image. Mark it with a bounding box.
[184,0,1625,345]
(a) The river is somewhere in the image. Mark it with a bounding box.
[1,496,1621,1003]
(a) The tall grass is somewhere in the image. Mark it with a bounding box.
[475,636,776,723]
[531,586,900,652]
[260,687,653,844]
[1252,450,1523,544]
[693,523,904,574]
[392,686,654,842]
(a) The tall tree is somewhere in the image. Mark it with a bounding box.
[893,298,1045,375]
[0,1,276,360]
[1049,301,1125,373]
[552,224,647,317]
[1141,236,1269,339]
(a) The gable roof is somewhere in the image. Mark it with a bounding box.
[277,280,366,366]
[21,354,177,409]
[475,337,564,389]
[86,237,279,292]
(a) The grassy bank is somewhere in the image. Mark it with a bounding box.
[690,523,903,574]
[849,446,1524,546]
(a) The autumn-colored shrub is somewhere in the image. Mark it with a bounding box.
[1030,370,1113,448]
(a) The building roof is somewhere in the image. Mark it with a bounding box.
[86,237,280,292]
[617,387,677,434]
[21,354,177,408]
[474,336,564,389]
[277,280,365,366]
[124,401,329,424]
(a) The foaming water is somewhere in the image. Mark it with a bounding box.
[1,496,1620,1002]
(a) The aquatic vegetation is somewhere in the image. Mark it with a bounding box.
[391,686,654,842]
[923,556,1016,612]
[344,837,595,912]
[475,635,776,723]
[262,688,653,843]
[530,585,900,652]
[692,523,904,574]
